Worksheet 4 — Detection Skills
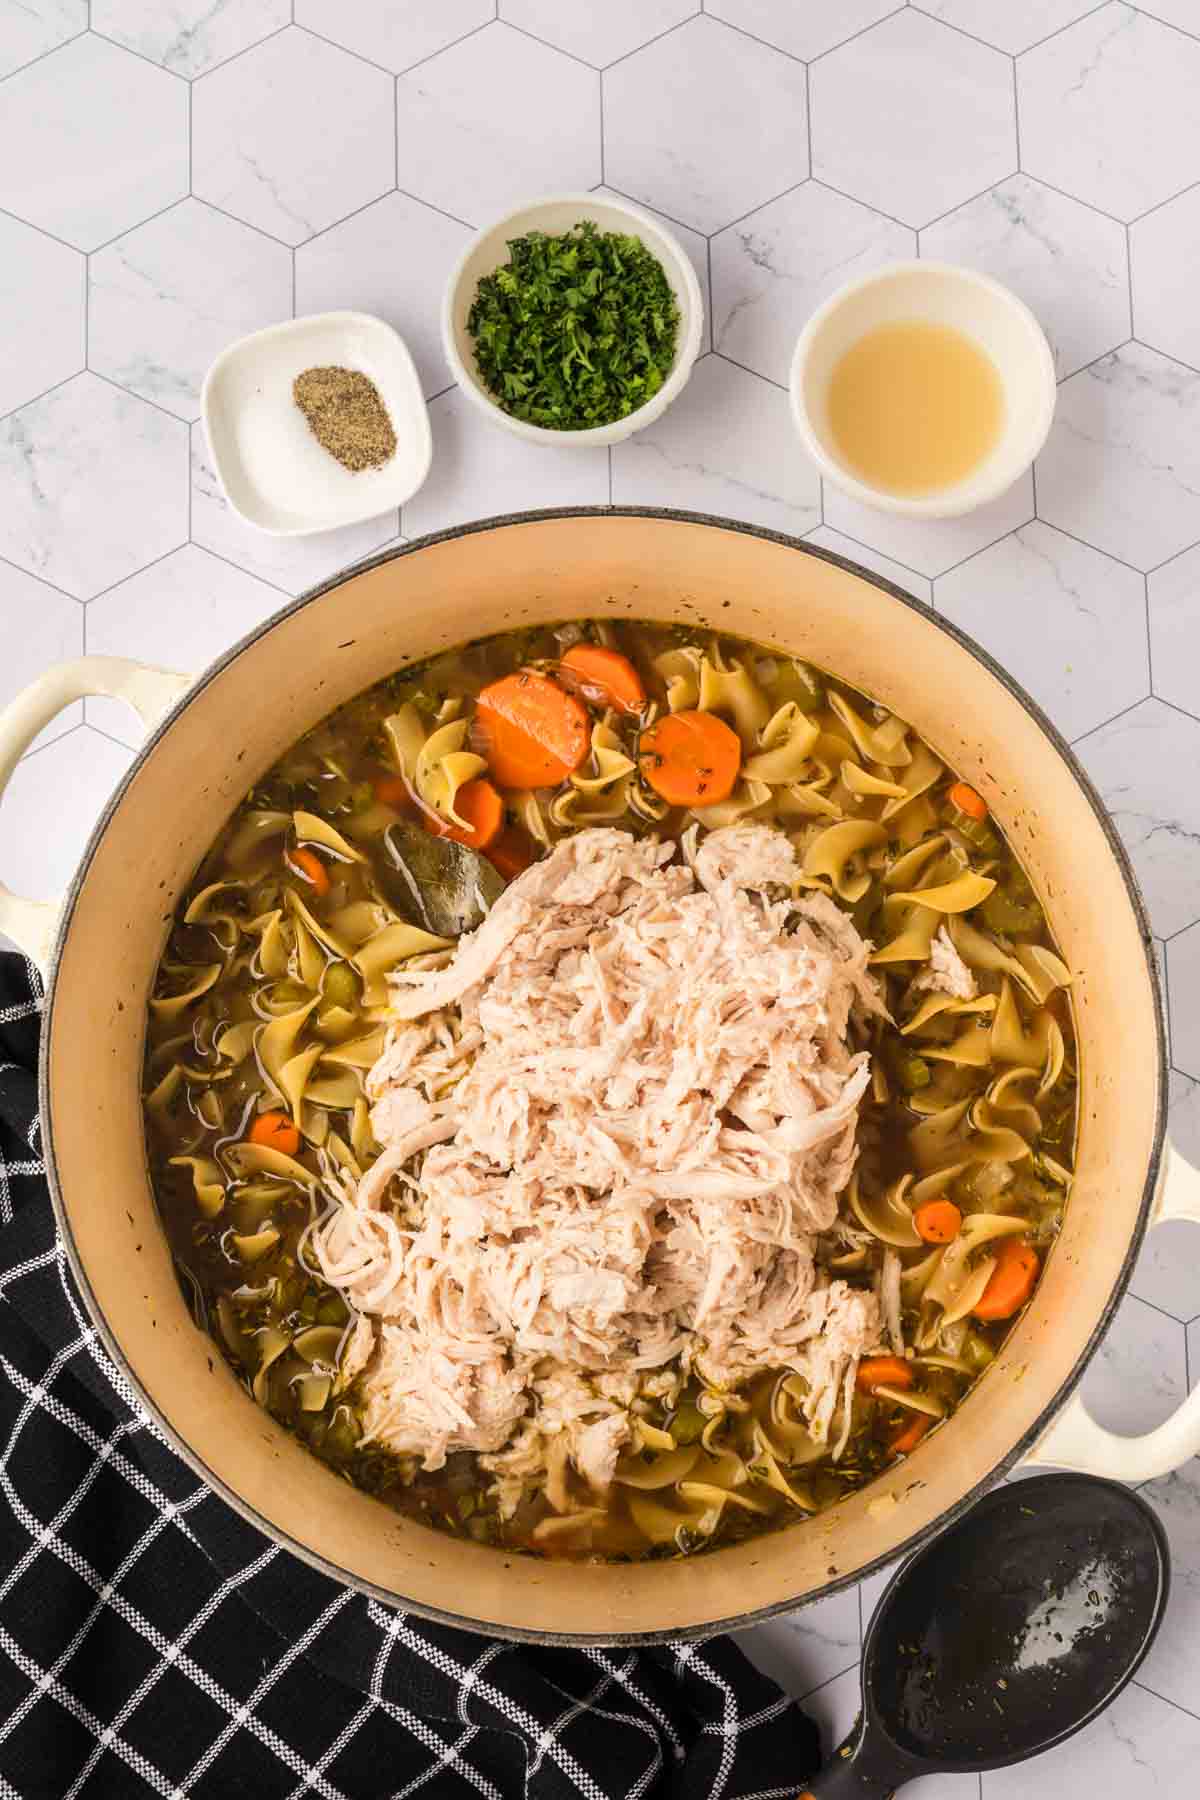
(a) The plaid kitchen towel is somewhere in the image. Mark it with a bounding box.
[0,952,820,1799]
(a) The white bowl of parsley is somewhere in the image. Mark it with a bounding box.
[442,193,704,447]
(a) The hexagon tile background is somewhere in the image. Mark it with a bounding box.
[2,0,1200,1789]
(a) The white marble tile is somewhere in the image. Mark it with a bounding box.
[0,0,85,80]
[774,1659,859,1743]
[1130,1068,1200,1322]
[0,35,187,254]
[0,561,83,754]
[1130,1214,1200,1328]
[934,521,1149,743]
[1147,543,1200,724]
[92,0,289,78]
[1131,186,1200,376]
[923,0,1102,54]
[824,470,1034,579]
[296,0,492,74]
[295,192,471,401]
[1018,3,1200,223]
[705,0,898,62]
[921,174,1130,381]
[804,526,933,606]
[1136,0,1200,34]
[1167,925,1200,1082]
[1128,1458,1200,1720]
[84,545,286,746]
[711,182,914,390]
[1074,697,1200,940]
[593,186,712,355]
[603,15,808,234]
[982,1677,1200,1797]
[1034,345,1200,573]
[610,355,821,537]
[0,213,84,417]
[501,0,694,68]
[1078,1292,1189,1435]
[0,374,188,601]
[89,199,292,424]
[889,1764,981,1795]
[190,425,399,596]
[192,28,394,248]
[396,23,600,228]
[1167,1069,1200,1170]
[732,1586,860,1704]
[0,725,135,901]
[810,10,1015,230]
[403,386,608,540]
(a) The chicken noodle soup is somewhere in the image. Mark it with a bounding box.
[144,622,1074,1559]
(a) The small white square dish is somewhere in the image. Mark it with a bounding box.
[201,311,432,536]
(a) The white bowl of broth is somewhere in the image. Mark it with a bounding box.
[789,261,1056,519]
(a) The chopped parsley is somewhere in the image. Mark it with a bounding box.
[466,220,680,431]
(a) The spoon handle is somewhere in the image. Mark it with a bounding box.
[797,1721,912,1797]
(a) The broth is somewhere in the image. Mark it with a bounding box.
[827,320,1004,496]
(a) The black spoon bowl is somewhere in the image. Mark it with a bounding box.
[801,1473,1170,1797]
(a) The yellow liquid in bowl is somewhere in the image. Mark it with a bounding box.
[826,320,1004,497]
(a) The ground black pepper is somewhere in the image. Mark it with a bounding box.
[293,365,396,472]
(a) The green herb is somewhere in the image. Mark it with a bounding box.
[467,221,680,431]
[980,890,1042,936]
[895,1052,932,1092]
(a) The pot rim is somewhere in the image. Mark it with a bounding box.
[36,506,1169,1645]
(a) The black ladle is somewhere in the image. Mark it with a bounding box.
[800,1473,1170,1796]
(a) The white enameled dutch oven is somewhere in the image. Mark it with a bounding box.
[1,511,1198,1644]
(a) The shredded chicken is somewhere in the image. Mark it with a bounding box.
[313,825,886,1494]
[913,924,977,1001]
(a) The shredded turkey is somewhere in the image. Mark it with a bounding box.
[312,824,887,1498]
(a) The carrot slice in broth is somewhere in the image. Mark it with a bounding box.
[638,709,741,807]
[474,671,591,790]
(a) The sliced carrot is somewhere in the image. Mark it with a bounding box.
[856,1356,914,1395]
[372,772,412,811]
[973,1236,1040,1322]
[473,671,591,790]
[558,644,646,715]
[248,1111,301,1156]
[948,781,988,822]
[486,825,537,882]
[637,709,742,807]
[889,1414,931,1457]
[288,846,330,897]
[423,777,504,851]
[913,1199,963,1245]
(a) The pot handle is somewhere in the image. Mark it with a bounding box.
[0,657,192,975]
[1023,1140,1200,1482]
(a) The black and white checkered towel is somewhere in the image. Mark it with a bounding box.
[0,952,818,1799]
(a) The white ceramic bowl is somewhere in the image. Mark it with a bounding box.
[789,261,1056,520]
[201,311,432,536]
[442,193,704,448]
